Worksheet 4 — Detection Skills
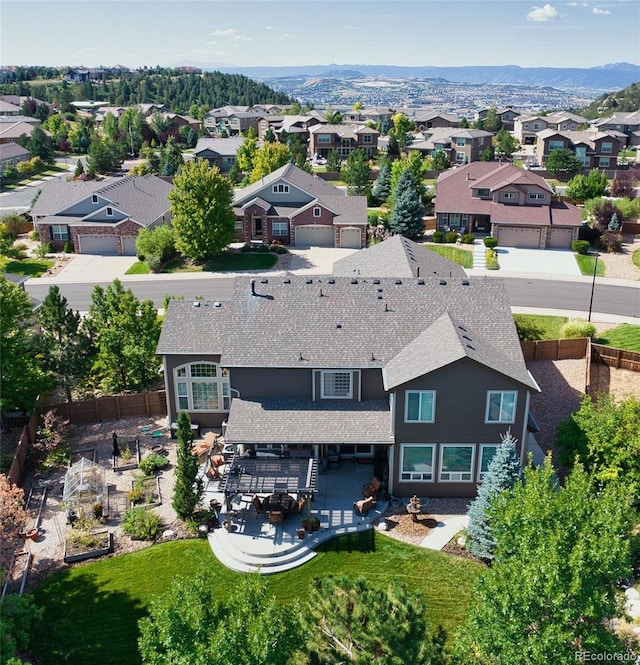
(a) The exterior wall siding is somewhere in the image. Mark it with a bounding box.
[231,367,312,400]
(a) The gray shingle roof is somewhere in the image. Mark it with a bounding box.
[0,141,30,160]
[156,299,227,355]
[225,398,392,445]
[332,235,467,279]
[194,136,245,157]
[30,181,105,217]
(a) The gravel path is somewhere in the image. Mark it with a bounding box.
[595,233,640,280]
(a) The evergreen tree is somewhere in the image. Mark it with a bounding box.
[459,116,470,129]
[483,106,502,132]
[388,169,424,239]
[466,430,522,560]
[432,150,451,172]
[172,411,202,519]
[158,136,183,176]
[372,161,392,203]
[74,159,84,179]
[325,149,341,173]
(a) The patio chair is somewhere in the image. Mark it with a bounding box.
[252,494,267,515]
[362,477,381,499]
[353,496,375,516]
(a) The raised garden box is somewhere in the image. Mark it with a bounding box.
[113,439,141,471]
[63,530,114,564]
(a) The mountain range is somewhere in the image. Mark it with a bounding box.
[205,62,640,92]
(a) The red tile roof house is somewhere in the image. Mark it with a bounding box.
[30,175,173,255]
[232,163,367,249]
[434,162,581,248]
[156,235,540,498]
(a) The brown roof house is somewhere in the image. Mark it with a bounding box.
[308,124,379,159]
[157,235,540,498]
[233,163,367,249]
[408,128,493,164]
[534,129,623,171]
[30,175,173,255]
[434,162,581,248]
[194,136,247,174]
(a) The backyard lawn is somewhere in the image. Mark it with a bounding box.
[31,535,482,665]
[425,244,473,269]
[513,314,568,340]
[595,324,640,352]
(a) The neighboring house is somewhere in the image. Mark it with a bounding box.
[64,69,90,83]
[434,162,581,248]
[534,129,623,170]
[342,107,394,125]
[157,236,539,498]
[0,121,37,145]
[0,100,22,116]
[0,141,30,173]
[514,111,588,145]
[308,124,379,159]
[137,103,168,117]
[408,128,493,164]
[30,175,173,255]
[204,106,265,136]
[257,113,324,142]
[414,111,460,131]
[193,136,247,173]
[475,107,521,131]
[233,163,367,248]
[592,111,640,147]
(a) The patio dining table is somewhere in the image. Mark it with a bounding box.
[261,493,297,514]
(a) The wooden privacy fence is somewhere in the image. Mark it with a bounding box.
[49,390,167,424]
[591,344,640,372]
[520,338,589,362]
[7,416,38,486]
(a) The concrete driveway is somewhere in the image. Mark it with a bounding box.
[287,246,358,274]
[494,247,581,276]
[45,254,138,283]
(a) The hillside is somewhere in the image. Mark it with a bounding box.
[580,82,640,119]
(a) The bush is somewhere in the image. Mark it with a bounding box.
[431,230,444,243]
[485,249,499,270]
[256,243,270,253]
[1,213,25,239]
[139,453,169,476]
[561,319,596,339]
[460,233,476,244]
[445,231,458,243]
[36,242,51,257]
[122,506,162,540]
[240,243,252,253]
[145,254,163,272]
[483,236,498,249]
[29,228,40,241]
[599,230,623,253]
[367,211,379,225]
[571,240,590,255]
[514,314,544,342]
[63,240,73,253]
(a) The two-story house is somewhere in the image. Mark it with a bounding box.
[232,163,367,249]
[308,124,379,159]
[475,107,521,131]
[434,162,581,248]
[257,113,325,143]
[194,136,247,174]
[30,175,173,255]
[534,129,623,170]
[414,111,460,132]
[514,111,589,145]
[408,128,493,164]
[204,106,265,136]
[157,236,539,498]
[592,111,640,147]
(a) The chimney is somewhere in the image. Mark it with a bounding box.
[250,279,256,295]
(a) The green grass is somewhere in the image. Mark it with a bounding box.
[1,164,69,192]
[633,248,640,271]
[31,534,482,665]
[425,245,473,269]
[125,261,150,275]
[513,314,568,340]
[595,324,640,352]
[575,253,605,277]
[1,257,55,277]
[163,252,278,273]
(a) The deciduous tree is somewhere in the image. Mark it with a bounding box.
[236,126,258,175]
[249,142,291,182]
[566,169,608,200]
[545,148,583,181]
[432,150,451,172]
[341,149,370,196]
[87,136,122,174]
[325,149,341,173]
[169,158,236,261]
[0,474,28,579]
[494,129,519,160]
[25,125,53,164]
[390,112,414,153]
[171,412,202,520]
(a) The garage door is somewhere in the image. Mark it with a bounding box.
[549,228,573,249]
[340,227,362,249]
[122,237,138,256]
[78,235,118,255]
[295,225,334,247]
[498,226,541,248]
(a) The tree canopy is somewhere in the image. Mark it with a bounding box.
[545,148,583,181]
[171,411,202,519]
[249,142,291,183]
[341,149,371,196]
[388,169,424,239]
[169,158,236,260]
[566,169,608,200]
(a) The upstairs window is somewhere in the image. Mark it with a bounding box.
[317,134,332,143]
[174,362,230,412]
[405,390,435,423]
[321,371,352,399]
[313,206,322,217]
[601,142,613,154]
[106,207,113,216]
[486,391,517,423]
[362,134,372,144]
[91,194,99,204]
[502,192,516,200]
[476,188,490,198]
[272,183,289,194]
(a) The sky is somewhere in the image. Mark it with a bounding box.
[1,0,639,70]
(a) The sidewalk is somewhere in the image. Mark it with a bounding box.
[419,515,469,550]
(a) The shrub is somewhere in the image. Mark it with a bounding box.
[145,254,163,272]
[36,242,51,257]
[29,228,40,241]
[460,233,476,244]
[240,243,252,253]
[367,211,379,225]
[256,243,270,252]
[63,240,73,253]
[445,230,458,243]
[431,230,444,243]
[269,244,288,254]
[514,315,545,342]
[599,231,623,253]
[1,213,25,239]
[561,319,596,339]
[571,240,590,255]
[483,236,498,249]
[139,453,169,476]
[485,249,499,270]
[122,506,162,540]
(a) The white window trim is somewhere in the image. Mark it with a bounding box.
[439,444,475,482]
[528,193,545,201]
[485,390,518,424]
[503,192,515,200]
[272,183,290,194]
[399,443,435,482]
[478,444,499,482]
[272,221,288,236]
[91,194,99,204]
[51,225,69,241]
[404,390,436,423]
[106,207,113,216]
[173,361,230,413]
[320,370,353,399]
[313,206,322,217]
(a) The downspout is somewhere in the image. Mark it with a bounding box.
[521,390,531,466]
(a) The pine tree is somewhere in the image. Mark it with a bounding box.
[372,161,391,204]
[466,429,522,560]
[74,159,84,178]
[388,169,424,239]
[172,411,202,519]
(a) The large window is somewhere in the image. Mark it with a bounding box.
[400,444,434,481]
[485,391,517,423]
[549,140,565,151]
[405,390,435,423]
[272,221,288,236]
[362,134,372,144]
[476,188,490,198]
[456,138,466,146]
[317,134,332,143]
[528,193,545,201]
[174,362,230,412]
[52,225,69,241]
[601,142,613,154]
[321,371,352,399]
[440,444,474,482]
[599,157,610,167]
[478,444,499,481]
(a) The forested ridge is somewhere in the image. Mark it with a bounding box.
[580,82,640,119]
[0,69,294,113]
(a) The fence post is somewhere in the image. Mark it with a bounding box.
[616,348,622,369]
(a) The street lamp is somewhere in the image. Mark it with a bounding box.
[587,249,599,322]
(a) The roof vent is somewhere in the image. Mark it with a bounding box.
[336,323,342,329]
[416,266,420,277]
[192,301,201,308]
[439,279,447,286]
[350,277,358,284]
[372,278,380,284]
[395,279,402,285]
[319,288,324,297]
[298,352,305,361]
[377,295,383,300]
[328,278,335,284]
[260,278,268,284]
[283,277,291,284]
[417,278,425,285]
[462,279,470,286]
[377,287,383,293]
[250,279,256,295]
[369,352,375,361]
[466,344,475,350]
[306,278,313,284]
[213,301,221,308]
[384,303,390,312]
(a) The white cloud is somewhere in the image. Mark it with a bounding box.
[209,28,251,42]
[527,3,563,20]
[346,25,359,30]
[281,33,294,39]
[593,7,611,13]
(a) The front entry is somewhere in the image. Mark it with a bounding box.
[252,217,263,240]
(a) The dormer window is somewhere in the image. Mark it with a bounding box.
[272,183,289,194]
[91,194,99,204]
[106,207,113,216]
[313,206,321,217]
[476,188,490,198]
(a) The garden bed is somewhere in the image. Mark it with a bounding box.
[63,530,114,564]
[112,438,141,471]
